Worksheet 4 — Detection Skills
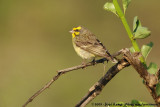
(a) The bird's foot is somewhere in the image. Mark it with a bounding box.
[91,59,96,65]
[81,61,87,69]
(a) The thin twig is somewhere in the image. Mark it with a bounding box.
[22,58,108,107]
[75,58,130,107]
[22,72,61,107]
[22,49,125,107]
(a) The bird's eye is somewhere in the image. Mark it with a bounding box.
[74,29,79,32]
[73,26,81,31]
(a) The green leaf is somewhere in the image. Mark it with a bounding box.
[122,0,131,14]
[104,2,118,16]
[129,46,135,53]
[134,26,151,39]
[156,83,160,96]
[133,16,141,32]
[133,16,151,39]
[131,99,139,104]
[147,62,158,74]
[141,42,153,60]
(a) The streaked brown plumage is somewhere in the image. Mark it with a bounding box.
[70,25,117,63]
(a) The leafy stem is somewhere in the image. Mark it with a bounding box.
[112,0,146,66]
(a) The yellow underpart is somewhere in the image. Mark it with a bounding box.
[72,40,95,60]
[73,26,81,31]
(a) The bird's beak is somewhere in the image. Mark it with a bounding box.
[69,30,74,33]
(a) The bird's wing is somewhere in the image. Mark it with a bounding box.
[75,35,111,58]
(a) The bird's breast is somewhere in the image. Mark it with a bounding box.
[72,41,95,60]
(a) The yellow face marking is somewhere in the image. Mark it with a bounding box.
[74,32,79,35]
[72,33,75,38]
[73,26,81,31]
[72,31,80,38]
[72,26,81,38]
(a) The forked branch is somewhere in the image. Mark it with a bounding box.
[76,48,160,107]
[123,49,160,106]
[75,58,130,107]
[22,48,160,107]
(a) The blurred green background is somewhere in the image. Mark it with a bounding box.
[0,0,160,107]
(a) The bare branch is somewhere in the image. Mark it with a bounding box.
[22,49,125,107]
[22,58,110,107]
[22,48,160,107]
[75,58,130,107]
[122,48,160,106]
[76,48,160,106]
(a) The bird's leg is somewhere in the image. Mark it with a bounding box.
[81,59,87,69]
[106,58,109,63]
[81,59,86,65]
[91,58,96,65]
[103,58,109,63]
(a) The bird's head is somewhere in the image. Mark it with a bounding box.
[69,26,84,38]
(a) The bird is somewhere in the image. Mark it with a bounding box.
[69,25,117,64]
